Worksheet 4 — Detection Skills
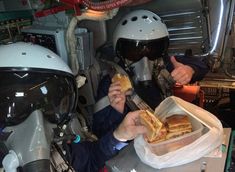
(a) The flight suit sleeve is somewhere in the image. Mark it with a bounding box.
[67,131,126,172]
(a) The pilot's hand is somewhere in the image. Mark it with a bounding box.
[170,56,195,85]
[113,110,147,142]
[108,81,126,114]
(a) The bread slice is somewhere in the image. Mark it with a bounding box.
[112,73,132,93]
[148,125,167,143]
[140,110,163,142]
[165,115,192,131]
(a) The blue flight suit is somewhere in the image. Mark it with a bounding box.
[92,55,209,138]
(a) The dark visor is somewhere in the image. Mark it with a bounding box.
[116,37,169,62]
[0,69,77,126]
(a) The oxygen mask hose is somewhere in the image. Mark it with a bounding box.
[22,159,50,172]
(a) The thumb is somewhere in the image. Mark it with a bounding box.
[170,56,182,68]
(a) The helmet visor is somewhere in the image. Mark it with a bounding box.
[116,37,169,62]
[0,69,77,126]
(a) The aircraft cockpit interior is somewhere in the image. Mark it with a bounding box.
[0,0,235,171]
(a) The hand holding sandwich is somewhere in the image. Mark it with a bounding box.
[108,81,126,113]
[108,73,133,113]
[113,110,147,142]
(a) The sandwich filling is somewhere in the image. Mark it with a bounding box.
[148,125,167,143]
[140,110,163,142]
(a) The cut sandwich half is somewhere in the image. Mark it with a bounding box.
[165,114,192,139]
[139,110,163,142]
[112,73,132,93]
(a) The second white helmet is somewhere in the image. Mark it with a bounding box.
[113,10,169,61]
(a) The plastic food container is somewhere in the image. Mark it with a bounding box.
[147,115,204,156]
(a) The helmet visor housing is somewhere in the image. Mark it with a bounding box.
[116,37,169,62]
[0,69,77,126]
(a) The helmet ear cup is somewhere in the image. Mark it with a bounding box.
[113,10,169,50]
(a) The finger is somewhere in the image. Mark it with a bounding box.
[127,126,147,140]
[172,66,191,79]
[111,80,121,85]
[170,56,182,68]
[174,74,186,83]
[109,84,122,92]
[108,90,121,97]
[110,91,125,99]
[125,89,133,96]
[112,97,124,104]
[176,74,190,84]
[171,68,179,78]
[171,71,184,82]
[177,77,191,85]
[174,82,183,87]
[111,92,126,102]
[134,126,147,135]
[126,110,143,121]
[171,65,186,78]
[118,93,126,100]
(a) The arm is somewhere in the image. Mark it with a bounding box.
[68,131,121,172]
[68,111,147,172]
[166,55,209,84]
[92,75,129,138]
[92,106,125,138]
[181,56,209,82]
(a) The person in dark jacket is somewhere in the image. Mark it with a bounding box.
[92,9,209,138]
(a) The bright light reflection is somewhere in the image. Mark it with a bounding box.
[15,92,24,97]
[210,0,224,54]
[40,86,48,95]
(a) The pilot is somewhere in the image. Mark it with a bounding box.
[92,9,209,138]
[0,42,146,172]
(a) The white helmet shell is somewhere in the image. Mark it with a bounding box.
[0,42,73,74]
[113,10,169,49]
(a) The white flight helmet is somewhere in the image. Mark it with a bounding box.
[0,42,77,126]
[0,42,72,74]
[113,9,169,62]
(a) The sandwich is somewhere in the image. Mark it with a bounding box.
[112,73,132,93]
[148,125,167,143]
[165,114,192,139]
[139,110,164,143]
